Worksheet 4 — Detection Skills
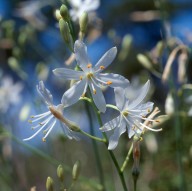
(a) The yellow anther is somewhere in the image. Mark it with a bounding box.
[28,120,32,123]
[79,76,83,80]
[147,108,151,113]
[155,120,160,123]
[43,130,47,135]
[106,81,112,85]
[100,65,105,70]
[42,138,46,142]
[93,89,96,94]
[139,137,143,141]
[87,63,92,68]
[30,116,34,118]
[81,93,85,97]
[123,110,128,117]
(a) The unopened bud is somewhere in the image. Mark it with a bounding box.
[57,165,64,182]
[8,57,20,71]
[137,54,153,70]
[55,9,62,21]
[46,177,54,191]
[79,12,88,39]
[60,5,70,21]
[72,160,81,181]
[155,41,164,58]
[59,19,73,51]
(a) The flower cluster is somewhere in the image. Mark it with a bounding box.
[25,39,161,149]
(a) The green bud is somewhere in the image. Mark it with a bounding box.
[59,19,73,51]
[8,57,20,71]
[55,9,62,21]
[60,5,69,21]
[137,54,153,70]
[57,165,64,182]
[46,177,54,191]
[72,160,81,181]
[79,12,88,34]
[155,41,164,58]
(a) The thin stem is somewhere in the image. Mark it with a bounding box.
[79,129,107,143]
[121,143,133,172]
[106,104,120,111]
[89,98,128,191]
[85,100,106,191]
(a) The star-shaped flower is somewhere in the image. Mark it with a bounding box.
[100,80,162,150]
[53,40,129,113]
[24,81,79,142]
[68,0,100,21]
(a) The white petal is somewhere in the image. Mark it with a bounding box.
[114,87,126,110]
[128,80,150,110]
[97,73,129,88]
[37,81,53,106]
[74,40,89,71]
[94,47,117,72]
[100,116,120,132]
[108,121,126,150]
[89,81,106,113]
[62,79,87,107]
[53,68,84,80]
[123,116,136,138]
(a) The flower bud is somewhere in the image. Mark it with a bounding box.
[46,177,54,191]
[59,19,73,51]
[79,12,88,39]
[55,9,62,21]
[72,160,81,181]
[57,165,64,182]
[137,54,153,70]
[60,5,69,21]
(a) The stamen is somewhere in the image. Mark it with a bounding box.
[42,138,46,142]
[79,76,83,80]
[93,89,96,94]
[140,123,162,132]
[147,108,151,113]
[87,73,93,79]
[87,63,92,68]
[100,65,105,70]
[90,82,96,94]
[28,111,51,123]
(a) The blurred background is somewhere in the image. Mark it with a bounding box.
[0,0,192,190]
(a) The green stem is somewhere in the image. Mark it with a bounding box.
[89,99,128,191]
[121,143,133,172]
[106,104,120,111]
[85,101,106,191]
[79,129,106,143]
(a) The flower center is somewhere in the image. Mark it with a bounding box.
[87,72,94,79]
[122,110,129,117]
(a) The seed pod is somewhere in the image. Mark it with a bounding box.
[72,160,81,181]
[46,177,54,191]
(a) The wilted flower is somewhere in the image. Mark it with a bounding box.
[0,76,23,113]
[53,40,129,112]
[24,81,79,142]
[68,0,100,21]
[100,80,162,150]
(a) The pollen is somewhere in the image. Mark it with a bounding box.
[87,63,92,68]
[106,81,112,85]
[79,76,83,80]
[100,65,105,70]
[93,89,96,94]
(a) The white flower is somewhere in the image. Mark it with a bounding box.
[68,0,100,21]
[24,81,79,142]
[14,0,53,29]
[53,40,129,113]
[100,80,162,150]
[0,76,23,113]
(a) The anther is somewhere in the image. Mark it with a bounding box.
[81,93,85,97]
[30,116,34,118]
[106,81,112,85]
[87,63,92,68]
[155,120,160,123]
[100,65,105,70]
[42,138,46,142]
[147,108,151,113]
[93,89,96,94]
[28,120,32,123]
[79,76,83,80]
